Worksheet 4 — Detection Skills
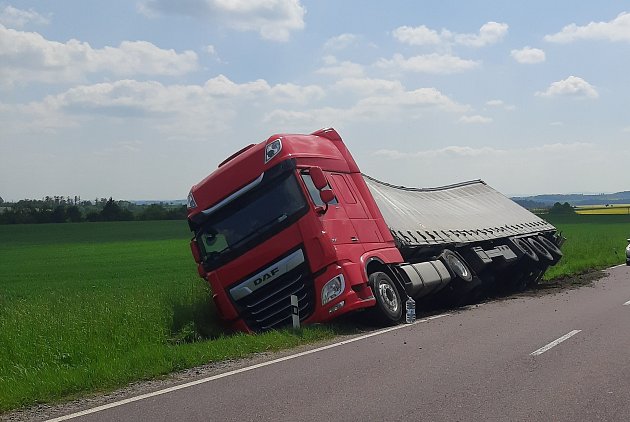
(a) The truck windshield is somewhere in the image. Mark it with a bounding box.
[195,168,308,271]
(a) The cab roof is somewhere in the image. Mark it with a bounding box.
[188,128,357,218]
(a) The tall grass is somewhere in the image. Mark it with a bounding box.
[0,222,334,412]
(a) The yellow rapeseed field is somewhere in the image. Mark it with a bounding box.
[575,204,630,215]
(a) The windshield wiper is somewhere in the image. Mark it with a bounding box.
[217,213,288,255]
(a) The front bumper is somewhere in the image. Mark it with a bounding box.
[221,261,375,333]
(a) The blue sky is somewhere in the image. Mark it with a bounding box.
[1,1,629,201]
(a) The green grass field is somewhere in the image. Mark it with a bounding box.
[0,221,334,412]
[542,214,630,279]
[1,215,629,412]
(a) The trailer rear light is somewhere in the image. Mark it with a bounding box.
[265,139,282,163]
[321,274,345,305]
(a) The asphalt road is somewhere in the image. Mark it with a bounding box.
[46,265,630,422]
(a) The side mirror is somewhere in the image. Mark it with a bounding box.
[310,166,328,190]
[320,189,336,205]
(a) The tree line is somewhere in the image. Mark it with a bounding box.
[0,197,187,225]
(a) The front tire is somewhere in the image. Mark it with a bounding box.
[369,271,402,324]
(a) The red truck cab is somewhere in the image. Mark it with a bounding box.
[187,128,403,332]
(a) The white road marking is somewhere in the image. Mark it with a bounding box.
[530,330,581,356]
[609,264,626,269]
[623,300,630,306]
[45,313,450,422]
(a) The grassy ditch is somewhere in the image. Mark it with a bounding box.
[0,221,335,412]
[1,215,629,412]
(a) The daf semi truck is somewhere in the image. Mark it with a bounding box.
[187,128,563,332]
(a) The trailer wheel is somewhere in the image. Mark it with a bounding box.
[527,238,554,263]
[536,236,563,261]
[440,250,473,282]
[511,237,538,262]
[369,271,402,324]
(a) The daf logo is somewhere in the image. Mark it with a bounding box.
[229,250,305,301]
[254,267,279,285]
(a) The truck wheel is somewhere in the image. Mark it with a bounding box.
[440,250,473,282]
[369,272,402,324]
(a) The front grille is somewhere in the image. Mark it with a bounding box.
[231,258,315,331]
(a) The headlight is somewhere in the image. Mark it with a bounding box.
[265,138,282,163]
[321,274,345,305]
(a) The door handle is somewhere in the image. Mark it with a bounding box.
[351,237,359,242]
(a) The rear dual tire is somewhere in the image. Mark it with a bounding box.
[536,235,563,263]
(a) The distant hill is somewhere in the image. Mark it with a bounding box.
[512,191,630,209]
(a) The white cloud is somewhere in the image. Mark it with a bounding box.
[392,25,442,46]
[4,75,325,137]
[265,84,470,128]
[323,33,357,50]
[203,44,225,62]
[355,87,468,113]
[204,45,216,56]
[140,0,306,42]
[459,115,492,124]
[316,56,365,78]
[536,76,599,99]
[376,53,480,74]
[485,99,515,110]
[0,5,49,28]
[392,21,508,47]
[0,25,199,86]
[333,78,404,96]
[269,83,325,104]
[511,47,546,64]
[545,12,630,43]
[454,22,509,47]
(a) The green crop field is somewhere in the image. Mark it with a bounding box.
[0,221,334,412]
[542,214,630,279]
[1,215,629,413]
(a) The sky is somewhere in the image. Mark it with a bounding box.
[1,1,629,201]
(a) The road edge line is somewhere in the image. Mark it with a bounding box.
[45,313,450,422]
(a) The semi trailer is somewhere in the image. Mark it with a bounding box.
[187,128,563,332]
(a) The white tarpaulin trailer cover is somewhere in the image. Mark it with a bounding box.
[362,175,556,248]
